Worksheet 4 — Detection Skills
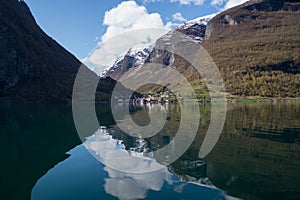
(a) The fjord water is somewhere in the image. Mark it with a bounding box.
[0,102,299,200]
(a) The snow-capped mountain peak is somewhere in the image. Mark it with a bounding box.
[102,45,153,78]
[126,45,153,66]
[177,13,217,30]
[101,13,217,78]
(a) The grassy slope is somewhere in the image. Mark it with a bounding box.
[202,0,300,98]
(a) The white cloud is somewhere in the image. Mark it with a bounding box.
[210,0,249,9]
[172,12,187,22]
[101,1,167,41]
[223,0,249,10]
[211,0,225,6]
[84,1,170,74]
[170,0,205,6]
[142,0,162,2]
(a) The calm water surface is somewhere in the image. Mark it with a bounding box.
[0,102,299,200]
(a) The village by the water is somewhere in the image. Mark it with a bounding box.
[115,92,212,104]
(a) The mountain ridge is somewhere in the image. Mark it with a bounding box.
[0,0,116,103]
[102,14,214,84]
[103,0,300,98]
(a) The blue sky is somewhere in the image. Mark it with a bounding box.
[25,0,247,60]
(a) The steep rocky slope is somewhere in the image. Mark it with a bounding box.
[103,15,214,95]
[103,46,153,80]
[0,0,115,103]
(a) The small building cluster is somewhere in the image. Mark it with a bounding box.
[116,92,182,104]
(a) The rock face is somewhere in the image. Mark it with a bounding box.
[0,0,114,103]
[146,16,209,65]
[104,46,152,80]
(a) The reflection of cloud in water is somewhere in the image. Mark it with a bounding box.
[85,127,165,173]
[84,127,236,200]
[31,126,238,200]
[104,166,173,200]
[85,127,174,199]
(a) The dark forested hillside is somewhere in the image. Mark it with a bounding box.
[0,0,115,103]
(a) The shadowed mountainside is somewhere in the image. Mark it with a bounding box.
[0,0,116,103]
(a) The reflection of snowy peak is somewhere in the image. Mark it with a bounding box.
[85,127,164,173]
[102,46,152,79]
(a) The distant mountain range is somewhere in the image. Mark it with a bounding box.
[101,14,214,80]
[103,0,300,98]
[0,0,299,103]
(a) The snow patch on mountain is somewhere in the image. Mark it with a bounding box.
[102,45,153,78]
[127,45,153,67]
[177,13,217,30]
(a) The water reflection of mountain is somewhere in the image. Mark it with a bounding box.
[240,127,300,144]
[0,105,81,200]
[3,102,298,199]
[32,127,235,200]
[106,102,300,199]
[224,103,300,144]
[185,102,300,199]
[203,132,300,200]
